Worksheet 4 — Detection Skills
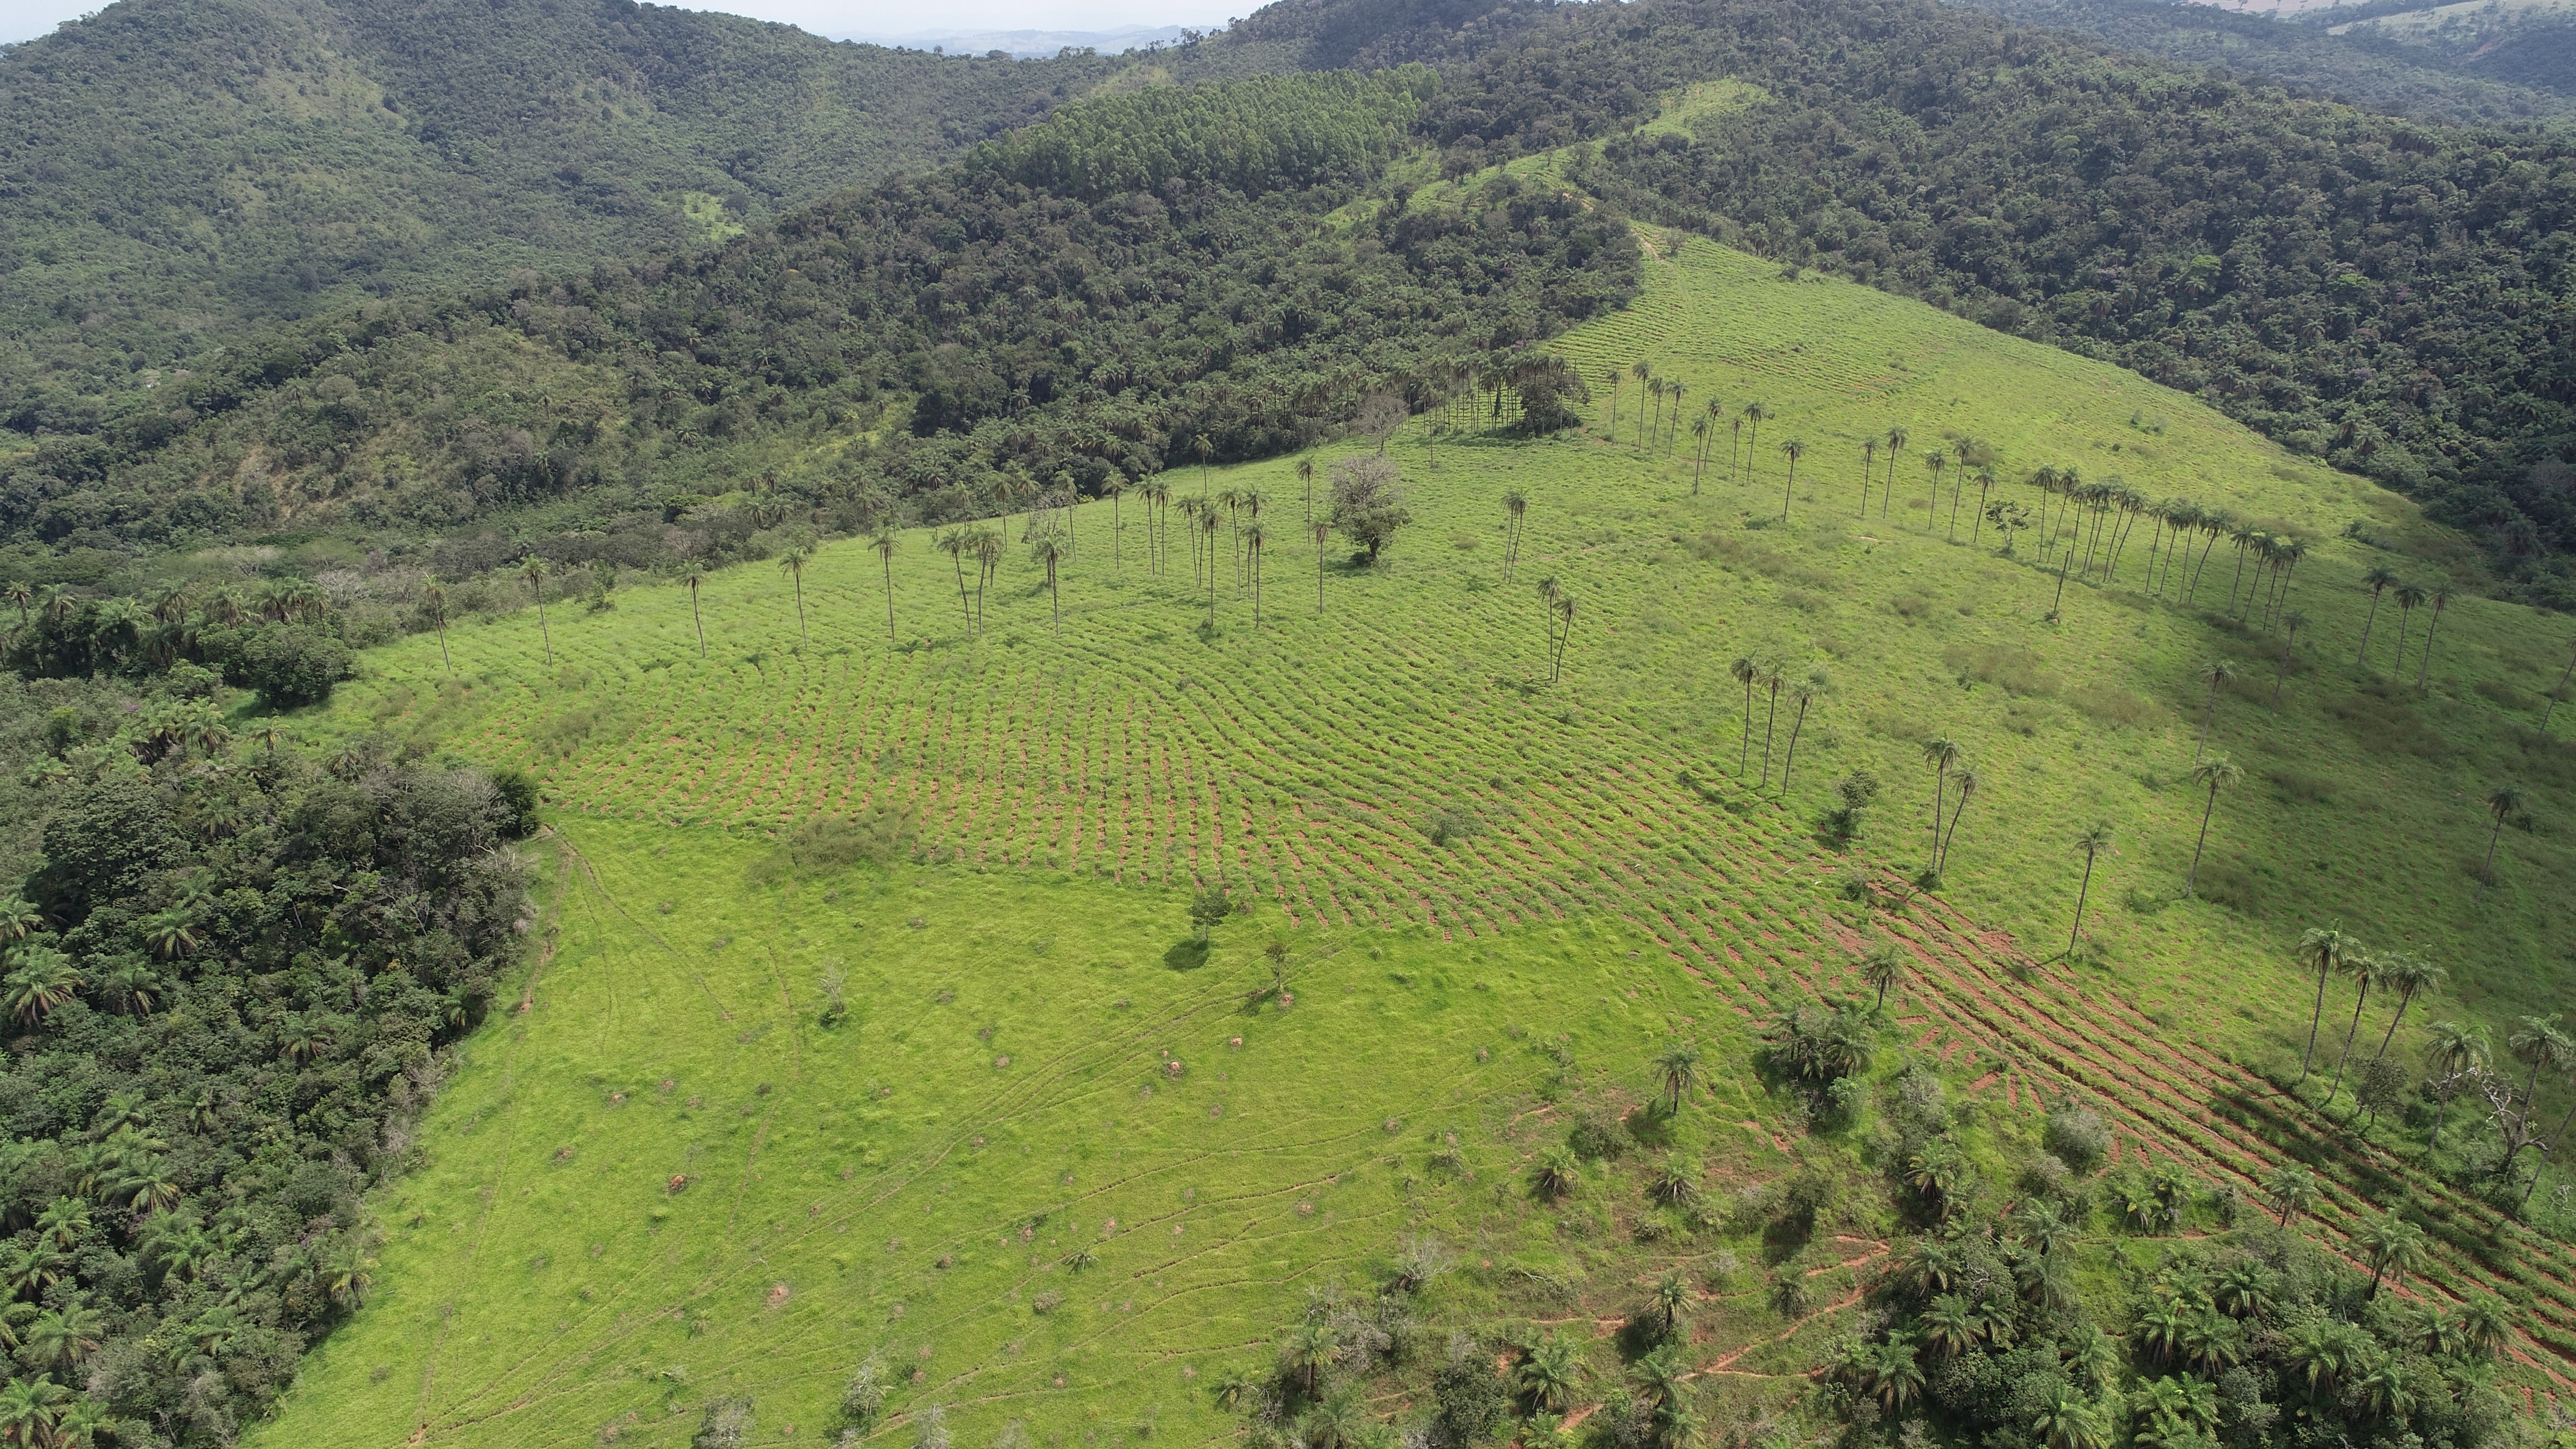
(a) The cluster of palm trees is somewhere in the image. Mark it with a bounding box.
[2352,565,2453,687]
[1531,577,1579,681]
[1,574,335,676]
[1918,735,1978,880]
[2289,926,2447,1111]
[2443,1008,2576,1203]
[1729,654,1829,794]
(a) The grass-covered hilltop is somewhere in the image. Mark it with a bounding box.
[2,0,2576,1446]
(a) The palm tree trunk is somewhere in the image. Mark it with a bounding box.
[2323,982,2371,1106]
[2416,606,2442,689]
[2195,687,2218,764]
[2430,1084,2455,1149]
[2298,963,2332,1084]
[1740,681,1755,777]
[1758,684,1780,786]
[2225,543,2250,615]
[1779,456,1796,522]
[2478,813,2506,903]
[2357,591,2383,668]
[881,560,896,644]
[794,576,807,643]
[1930,766,1947,860]
[2067,856,2095,957]
[2545,644,2576,734]
[2051,540,2074,616]
[535,590,551,664]
[1940,792,1968,872]
[2367,987,2416,1074]
[436,622,453,673]
[2186,781,2219,894]
[1780,697,1811,794]
[691,590,707,657]
[1971,477,1990,549]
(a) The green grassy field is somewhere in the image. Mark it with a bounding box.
[262,233,2576,1441]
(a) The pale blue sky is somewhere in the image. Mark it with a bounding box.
[0,0,1235,47]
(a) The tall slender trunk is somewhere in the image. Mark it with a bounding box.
[535,587,551,664]
[2067,855,2096,957]
[1780,696,1811,794]
[2186,781,2220,894]
[1758,683,1781,786]
[2299,961,2330,1082]
[2545,643,2576,734]
[2477,813,2507,902]
[1971,477,1991,549]
[1940,791,1970,871]
[880,560,895,644]
[1946,476,1963,541]
[2195,684,2220,764]
[2185,530,2217,604]
[2225,542,2251,616]
[2430,1083,2456,1149]
[2051,538,2075,616]
[436,619,453,673]
[1930,766,1947,861]
[1740,680,1755,777]
[951,553,972,634]
[2416,606,2443,689]
[2367,987,2418,1075]
[2357,590,2384,668]
[2143,517,2166,595]
[2322,980,2372,1106]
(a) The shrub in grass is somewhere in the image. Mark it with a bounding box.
[750,804,918,885]
[1566,1103,1631,1162]
[1430,1339,1509,1445]
[1648,1153,1701,1206]
[2043,1106,2110,1175]
[231,623,354,708]
[693,1397,753,1449]
[1532,1145,1581,1199]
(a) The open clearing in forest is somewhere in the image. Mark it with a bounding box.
[263,235,2576,1443]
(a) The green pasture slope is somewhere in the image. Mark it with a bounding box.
[261,234,2576,1442]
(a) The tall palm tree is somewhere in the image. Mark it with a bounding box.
[2390,583,2426,675]
[2477,783,2526,903]
[1922,736,1962,859]
[2415,587,2450,689]
[422,577,454,674]
[2544,639,2576,735]
[1246,522,1266,626]
[871,531,899,643]
[2356,565,2399,668]
[2502,1014,2569,1180]
[2294,926,2358,1084]
[973,526,1002,635]
[1859,438,1878,517]
[2321,951,2384,1108]
[1631,362,1652,448]
[1645,377,1667,449]
[1502,491,1528,580]
[2194,658,2237,764]
[1757,659,1787,785]
[1923,452,1948,533]
[779,545,813,643]
[2365,954,2444,1077]
[1199,509,1221,627]
[1939,767,1978,872]
[2067,825,2112,958]
[1689,417,1711,492]
[1030,530,1068,635]
[1284,1319,1339,1397]
[1312,519,1331,612]
[2183,755,2242,896]
[1104,479,1127,572]
[1297,456,1316,521]
[1551,595,1578,682]
[519,557,554,664]
[1,580,29,630]
[1778,437,1806,522]
[1666,381,1688,453]
[1969,469,1995,549]
[937,529,973,634]
[2271,613,2306,711]
[1602,365,1622,433]
[1731,654,1760,777]
[1781,668,1827,794]
[1742,402,1770,485]
[1882,427,1908,519]
[2423,1019,2490,1150]
[2360,1213,2427,1298]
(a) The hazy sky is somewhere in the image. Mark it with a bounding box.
[0,0,1235,47]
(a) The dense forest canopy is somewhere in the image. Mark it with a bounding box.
[0,671,535,1443]
[0,0,1133,428]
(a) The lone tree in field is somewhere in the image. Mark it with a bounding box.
[1297,455,1317,520]
[2271,612,2306,710]
[2321,950,2384,1108]
[2183,755,2241,896]
[1758,659,1788,786]
[2268,1164,2318,1228]
[1551,594,1578,682]
[2194,658,2237,764]
[1502,490,1529,580]
[1030,530,1068,636]
[1939,766,1977,873]
[1778,438,1806,522]
[1861,940,1907,1009]
[423,577,455,674]
[2356,565,2399,668]
[2476,783,2527,903]
[1731,654,1761,778]
[1740,402,1769,484]
[1859,438,1878,517]
[520,556,554,665]
[1780,668,1828,794]
[779,544,813,644]
[1655,1041,1702,1112]
[1328,455,1410,564]
[2294,926,2359,1085]
[871,530,899,644]
[680,567,709,659]
[2067,825,2113,958]
[2416,587,2451,689]
[1921,737,1963,857]
[1187,885,1232,944]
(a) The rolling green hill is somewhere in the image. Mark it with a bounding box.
[0,0,1131,424]
[255,232,2576,1446]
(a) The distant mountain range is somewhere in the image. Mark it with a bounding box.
[830,23,1199,56]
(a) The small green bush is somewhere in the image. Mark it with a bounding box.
[2043,1106,2110,1175]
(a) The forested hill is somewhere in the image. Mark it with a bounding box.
[0,0,1135,430]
